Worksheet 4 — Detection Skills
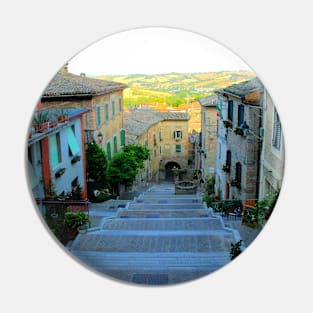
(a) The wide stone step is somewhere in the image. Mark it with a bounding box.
[117,209,212,218]
[103,217,224,231]
[134,198,202,204]
[70,250,231,285]
[129,203,205,210]
[71,231,235,253]
[71,251,230,270]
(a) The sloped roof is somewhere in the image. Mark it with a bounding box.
[216,77,263,99]
[159,111,190,121]
[42,71,127,98]
[124,109,163,136]
[124,108,190,137]
[198,95,218,107]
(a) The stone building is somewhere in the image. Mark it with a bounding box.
[124,108,163,186]
[215,78,264,201]
[40,65,128,160]
[198,95,218,180]
[259,91,284,197]
[124,108,191,184]
[158,111,191,181]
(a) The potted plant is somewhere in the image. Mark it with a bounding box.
[230,240,243,260]
[223,120,233,129]
[55,167,66,178]
[32,111,50,133]
[55,108,68,123]
[64,211,90,230]
[230,179,241,189]
[49,116,58,128]
[222,164,230,173]
[71,154,81,164]
[234,127,244,136]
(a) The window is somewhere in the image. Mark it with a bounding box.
[174,130,182,140]
[67,126,80,156]
[111,96,116,119]
[159,130,162,141]
[49,133,62,168]
[226,150,231,172]
[238,104,244,127]
[153,133,157,146]
[145,140,148,148]
[96,105,101,127]
[272,109,282,150]
[106,141,111,160]
[176,144,182,153]
[113,135,118,154]
[154,148,157,158]
[118,96,122,113]
[159,145,162,155]
[120,129,125,146]
[105,102,109,122]
[235,162,242,184]
[227,100,233,121]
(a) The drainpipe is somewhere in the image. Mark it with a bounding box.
[256,91,265,200]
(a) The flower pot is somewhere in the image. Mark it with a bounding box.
[49,121,58,128]
[58,116,67,123]
[34,122,49,133]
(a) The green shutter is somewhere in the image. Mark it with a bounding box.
[112,98,116,119]
[96,106,101,126]
[105,102,109,121]
[118,97,122,113]
[120,129,125,146]
[106,142,111,160]
[49,134,60,168]
[176,144,181,152]
[67,127,80,156]
[113,136,118,153]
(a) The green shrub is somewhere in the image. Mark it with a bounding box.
[64,211,90,229]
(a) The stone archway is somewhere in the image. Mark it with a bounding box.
[165,162,181,181]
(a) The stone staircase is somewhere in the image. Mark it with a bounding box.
[69,183,241,285]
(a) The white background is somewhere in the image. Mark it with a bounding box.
[1,1,312,312]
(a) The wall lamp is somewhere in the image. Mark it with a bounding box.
[97,132,103,143]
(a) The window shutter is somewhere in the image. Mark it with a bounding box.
[49,134,61,168]
[113,136,117,153]
[106,142,111,160]
[67,127,80,156]
[120,129,125,146]
[228,100,233,121]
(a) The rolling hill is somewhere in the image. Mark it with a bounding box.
[97,71,256,107]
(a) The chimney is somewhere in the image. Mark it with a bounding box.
[60,63,69,73]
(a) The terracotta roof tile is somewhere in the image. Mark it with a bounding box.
[42,71,127,97]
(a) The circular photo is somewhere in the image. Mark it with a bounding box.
[26,27,284,286]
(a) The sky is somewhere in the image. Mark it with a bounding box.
[68,28,253,76]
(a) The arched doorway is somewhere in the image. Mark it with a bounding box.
[165,162,181,181]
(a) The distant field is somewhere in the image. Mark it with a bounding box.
[97,71,256,107]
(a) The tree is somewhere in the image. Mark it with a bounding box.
[86,143,108,184]
[106,145,150,194]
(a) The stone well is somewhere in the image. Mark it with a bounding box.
[175,181,197,195]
